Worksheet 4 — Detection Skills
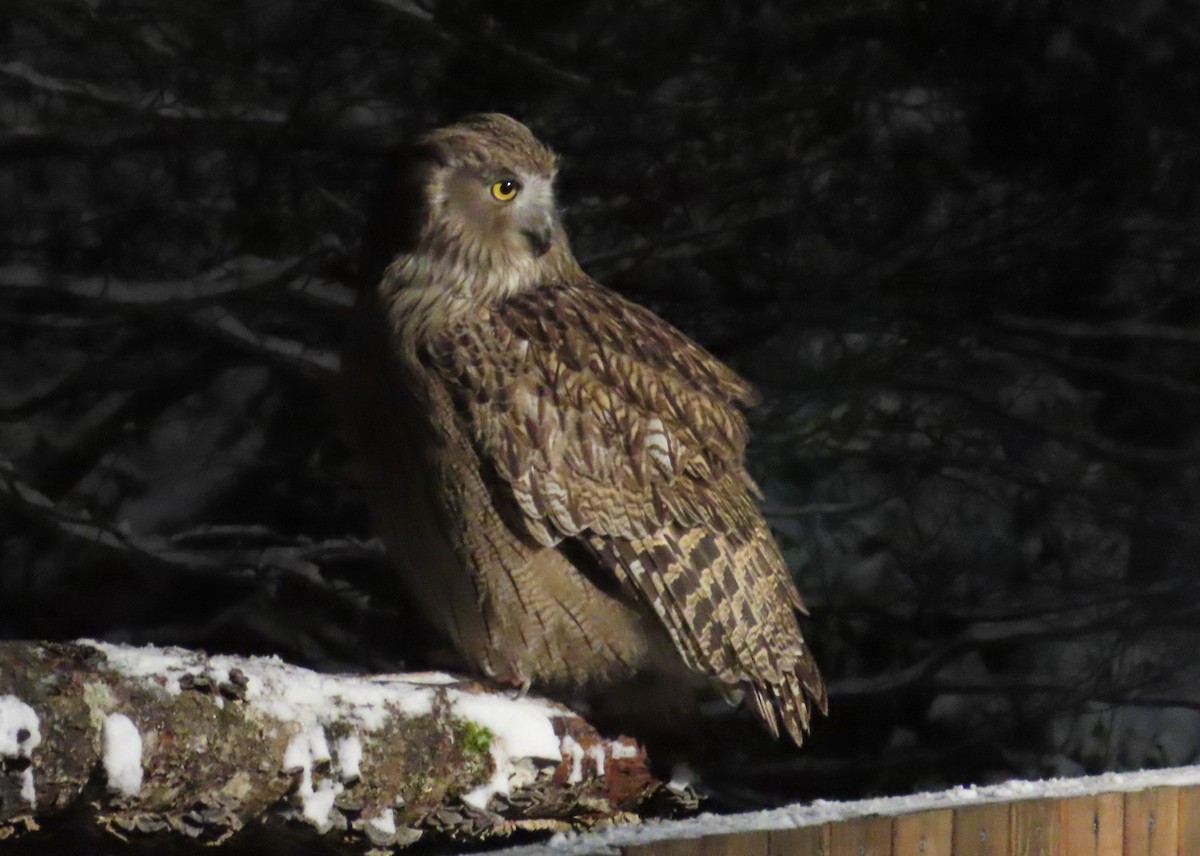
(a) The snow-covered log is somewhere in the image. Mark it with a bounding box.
[0,641,664,852]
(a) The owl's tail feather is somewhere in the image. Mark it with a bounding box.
[746,656,828,748]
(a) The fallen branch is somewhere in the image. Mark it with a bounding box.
[0,641,664,852]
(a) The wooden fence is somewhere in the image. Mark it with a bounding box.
[623,784,1200,856]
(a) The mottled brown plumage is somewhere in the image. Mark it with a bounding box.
[342,113,826,746]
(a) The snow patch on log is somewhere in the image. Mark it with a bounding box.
[335,734,362,782]
[0,640,663,849]
[85,640,567,816]
[588,744,606,778]
[0,695,41,807]
[102,712,143,797]
[284,727,340,832]
[453,690,562,808]
[88,640,434,728]
[365,807,397,841]
[610,742,639,760]
[562,735,585,785]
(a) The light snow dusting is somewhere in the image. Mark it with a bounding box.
[86,640,436,728]
[0,695,41,807]
[102,712,144,797]
[482,764,1200,856]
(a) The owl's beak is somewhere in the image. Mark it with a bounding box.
[522,218,554,258]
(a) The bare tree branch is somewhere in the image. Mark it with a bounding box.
[0,61,290,125]
[997,314,1200,349]
[0,257,308,306]
[189,307,339,377]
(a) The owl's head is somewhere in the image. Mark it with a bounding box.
[377,115,578,344]
[411,114,563,269]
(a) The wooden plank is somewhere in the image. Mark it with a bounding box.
[622,838,698,856]
[953,803,1011,856]
[769,824,830,855]
[1060,793,1124,856]
[1011,799,1060,856]
[1123,786,1179,856]
[622,831,771,856]
[892,809,952,856]
[1178,786,1200,855]
[696,830,770,855]
[828,814,892,856]
[626,785,1200,856]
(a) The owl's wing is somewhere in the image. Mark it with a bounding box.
[425,279,758,539]
[424,278,826,742]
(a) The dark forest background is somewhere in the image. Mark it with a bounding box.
[3,0,1200,810]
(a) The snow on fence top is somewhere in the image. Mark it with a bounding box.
[487,764,1200,855]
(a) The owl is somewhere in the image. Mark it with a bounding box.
[342,114,826,747]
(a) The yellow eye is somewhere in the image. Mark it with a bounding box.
[490,179,520,202]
